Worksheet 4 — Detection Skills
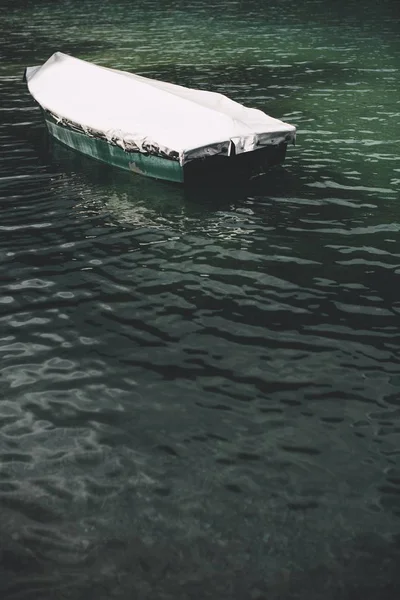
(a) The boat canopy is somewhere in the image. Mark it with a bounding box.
[25,52,296,165]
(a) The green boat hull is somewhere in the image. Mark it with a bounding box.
[45,117,184,183]
[44,114,288,185]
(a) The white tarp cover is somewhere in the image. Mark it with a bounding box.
[26,52,296,165]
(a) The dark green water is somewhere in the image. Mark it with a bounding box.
[1,1,400,598]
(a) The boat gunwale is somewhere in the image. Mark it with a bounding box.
[42,108,181,162]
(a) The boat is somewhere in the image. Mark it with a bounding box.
[24,52,296,184]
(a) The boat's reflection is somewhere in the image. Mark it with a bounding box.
[46,137,308,249]
[49,138,259,221]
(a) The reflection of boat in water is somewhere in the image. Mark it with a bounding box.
[48,137,258,241]
[25,52,296,184]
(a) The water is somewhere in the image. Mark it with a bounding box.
[1,0,400,598]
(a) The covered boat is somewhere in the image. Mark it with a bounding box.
[25,52,296,184]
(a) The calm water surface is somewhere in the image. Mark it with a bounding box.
[1,1,400,598]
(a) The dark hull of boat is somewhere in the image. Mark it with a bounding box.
[43,111,289,185]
